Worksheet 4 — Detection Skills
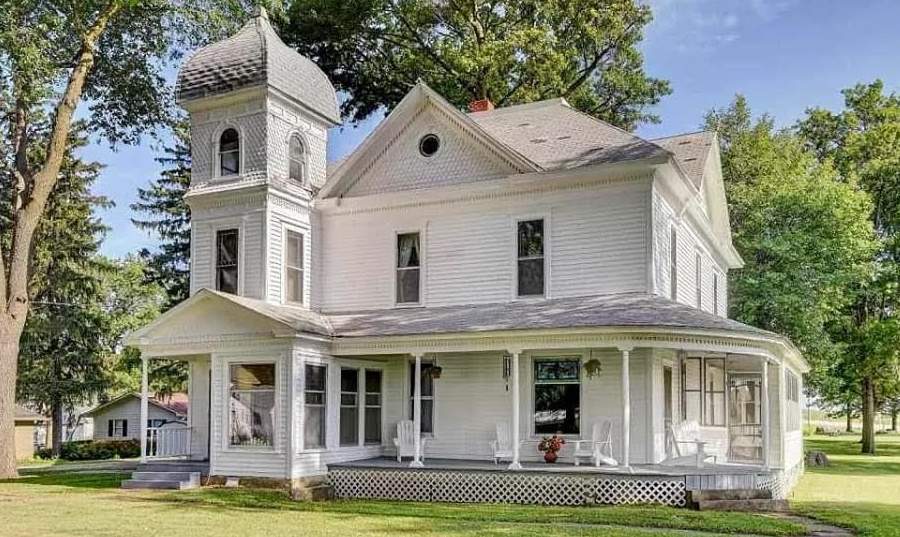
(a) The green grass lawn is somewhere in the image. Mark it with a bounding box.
[792,433,900,537]
[0,472,805,537]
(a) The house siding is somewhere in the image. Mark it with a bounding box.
[92,399,179,441]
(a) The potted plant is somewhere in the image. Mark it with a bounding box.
[537,435,566,463]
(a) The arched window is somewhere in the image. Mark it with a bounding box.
[219,128,240,176]
[288,134,306,184]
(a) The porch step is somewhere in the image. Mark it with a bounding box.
[121,471,200,491]
[695,498,790,512]
[690,488,772,502]
[136,462,209,475]
[131,471,200,484]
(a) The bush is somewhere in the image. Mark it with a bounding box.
[37,440,141,461]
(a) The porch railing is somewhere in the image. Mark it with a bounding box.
[146,426,192,459]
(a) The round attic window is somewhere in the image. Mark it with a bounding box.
[419,134,440,157]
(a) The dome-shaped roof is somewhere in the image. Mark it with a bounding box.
[176,7,340,125]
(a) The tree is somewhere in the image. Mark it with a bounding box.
[0,0,246,478]
[131,122,192,310]
[797,81,900,454]
[704,96,878,427]
[280,0,670,129]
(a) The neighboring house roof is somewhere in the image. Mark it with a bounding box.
[326,292,776,338]
[15,405,48,422]
[175,7,340,125]
[651,131,717,188]
[83,393,187,418]
[468,99,669,171]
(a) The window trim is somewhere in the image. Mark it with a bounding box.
[531,356,582,437]
[302,362,328,452]
[695,251,703,309]
[339,367,360,447]
[514,215,550,300]
[670,226,678,300]
[215,125,243,179]
[282,226,306,305]
[364,368,384,445]
[407,360,436,437]
[226,360,278,451]
[713,272,720,316]
[110,419,127,438]
[215,227,241,295]
[680,355,727,428]
[394,229,424,307]
[287,132,308,186]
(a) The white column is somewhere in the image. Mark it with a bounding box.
[761,358,770,469]
[139,355,149,463]
[285,351,296,483]
[620,346,632,468]
[508,351,522,470]
[411,353,424,468]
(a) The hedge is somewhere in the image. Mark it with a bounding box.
[36,439,141,461]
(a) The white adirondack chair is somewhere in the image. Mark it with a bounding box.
[393,420,428,463]
[663,420,724,467]
[490,422,514,464]
[573,421,617,467]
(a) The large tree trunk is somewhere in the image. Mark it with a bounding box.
[51,400,63,458]
[861,376,877,454]
[0,313,26,478]
[892,406,898,432]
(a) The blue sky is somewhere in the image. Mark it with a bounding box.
[87,0,900,258]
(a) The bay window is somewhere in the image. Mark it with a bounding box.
[304,364,326,449]
[340,368,359,446]
[229,363,275,447]
[533,358,580,435]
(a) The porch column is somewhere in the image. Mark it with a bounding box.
[620,346,632,468]
[508,351,522,470]
[411,353,424,468]
[139,355,149,463]
[761,358,770,469]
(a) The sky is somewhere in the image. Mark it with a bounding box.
[86,0,900,258]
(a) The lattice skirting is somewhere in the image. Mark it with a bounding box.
[329,468,687,507]
[754,462,804,499]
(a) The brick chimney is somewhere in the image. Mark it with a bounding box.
[468,98,495,113]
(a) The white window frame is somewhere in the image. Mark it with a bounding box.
[111,419,127,438]
[287,131,309,186]
[208,219,244,295]
[406,359,436,437]
[224,358,280,452]
[394,229,424,307]
[302,361,328,452]
[363,368,384,445]
[283,227,305,305]
[214,124,243,179]
[339,367,360,447]
[514,215,550,300]
[681,355,727,428]
[530,354,583,438]
[215,227,241,295]
[695,251,703,309]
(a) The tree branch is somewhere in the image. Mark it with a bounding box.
[559,19,640,99]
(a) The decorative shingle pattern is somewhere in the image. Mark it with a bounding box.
[176,9,340,125]
[327,292,774,338]
[468,100,668,170]
[651,131,716,188]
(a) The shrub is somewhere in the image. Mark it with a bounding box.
[42,439,142,461]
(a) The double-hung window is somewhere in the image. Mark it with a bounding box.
[364,370,383,444]
[216,229,239,295]
[533,358,580,435]
[339,368,359,446]
[681,357,726,426]
[229,363,276,447]
[109,419,127,438]
[288,135,306,185]
[517,219,545,297]
[396,232,421,304]
[304,364,326,449]
[408,362,434,434]
[285,230,304,304]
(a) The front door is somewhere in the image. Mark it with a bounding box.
[728,375,763,463]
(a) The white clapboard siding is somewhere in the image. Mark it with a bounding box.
[190,209,267,299]
[92,399,178,441]
[266,199,313,306]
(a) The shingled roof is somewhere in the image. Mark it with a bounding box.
[175,7,340,125]
[651,131,717,188]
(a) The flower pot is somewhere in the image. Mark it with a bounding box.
[543,451,558,463]
[430,366,442,379]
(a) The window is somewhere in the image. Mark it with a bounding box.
[288,135,306,184]
[229,363,275,447]
[304,364,326,449]
[713,273,720,316]
[785,370,801,431]
[419,134,440,157]
[219,128,240,176]
[396,232,421,304]
[695,253,703,308]
[670,227,678,300]
[340,368,359,446]
[108,419,127,438]
[285,230,304,304]
[517,219,545,297]
[365,370,383,444]
[408,362,434,434]
[681,356,726,426]
[533,358,580,435]
[216,229,239,294]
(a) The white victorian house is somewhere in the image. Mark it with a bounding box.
[127,9,806,506]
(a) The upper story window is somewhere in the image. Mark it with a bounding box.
[695,253,703,308]
[219,128,240,176]
[288,134,306,184]
[216,229,239,295]
[517,219,545,297]
[670,227,678,300]
[396,232,421,304]
[285,230,304,304]
[713,272,720,315]
[419,134,440,157]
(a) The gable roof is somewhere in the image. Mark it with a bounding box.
[83,393,187,418]
[468,99,668,171]
[651,131,716,188]
[15,405,47,422]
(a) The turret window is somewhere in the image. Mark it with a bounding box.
[219,128,240,176]
[285,230,304,304]
[216,229,239,294]
[288,135,306,184]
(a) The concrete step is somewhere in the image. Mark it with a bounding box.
[691,488,772,502]
[131,471,199,484]
[121,479,197,490]
[696,498,790,512]
[136,463,208,475]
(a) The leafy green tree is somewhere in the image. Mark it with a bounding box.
[797,81,900,454]
[0,0,247,477]
[704,96,878,426]
[281,0,670,129]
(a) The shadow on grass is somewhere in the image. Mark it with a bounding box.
[0,472,125,490]
[804,435,900,476]
[792,500,900,537]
